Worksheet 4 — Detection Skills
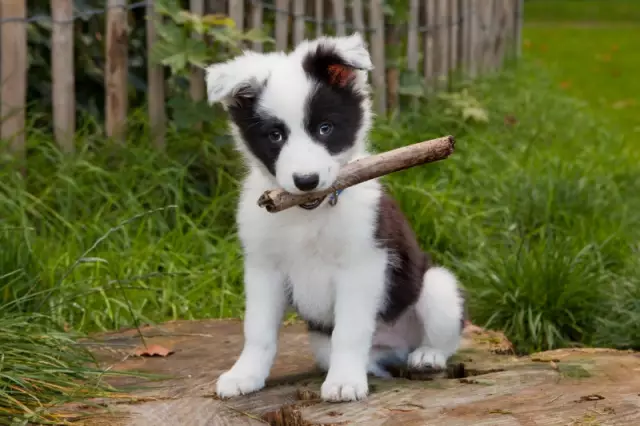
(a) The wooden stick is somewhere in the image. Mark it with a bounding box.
[257,135,455,213]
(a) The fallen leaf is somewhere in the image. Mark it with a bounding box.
[560,81,572,89]
[133,344,174,357]
[504,114,518,127]
[611,44,620,52]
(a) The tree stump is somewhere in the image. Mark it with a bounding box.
[65,319,640,425]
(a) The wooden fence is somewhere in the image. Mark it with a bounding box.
[0,0,523,157]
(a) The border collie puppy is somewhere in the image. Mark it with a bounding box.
[205,33,465,402]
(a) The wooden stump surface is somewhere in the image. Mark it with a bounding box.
[64,319,640,425]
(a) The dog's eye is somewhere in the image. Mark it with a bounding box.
[318,122,334,136]
[268,130,284,143]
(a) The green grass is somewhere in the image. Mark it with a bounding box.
[524,0,640,23]
[0,315,120,425]
[523,1,640,144]
[2,58,640,419]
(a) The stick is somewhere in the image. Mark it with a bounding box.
[257,135,455,213]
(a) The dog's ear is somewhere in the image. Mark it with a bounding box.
[205,52,271,107]
[299,32,373,90]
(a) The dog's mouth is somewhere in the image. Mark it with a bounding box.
[298,196,326,210]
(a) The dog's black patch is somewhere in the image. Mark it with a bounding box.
[374,192,432,322]
[375,192,467,331]
[227,89,289,176]
[302,46,365,154]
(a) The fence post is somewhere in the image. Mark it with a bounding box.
[293,0,306,46]
[351,0,365,35]
[275,0,290,51]
[1,0,27,159]
[431,0,446,89]
[449,0,459,79]
[514,0,523,58]
[51,0,75,154]
[333,0,346,36]
[406,0,419,106]
[146,0,166,150]
[228,0,244,33]
[251,0,264,51]
[369,0,386,116]
[189,0,205,131]
[105,0,128,143]
[314,0,324,38]
[423,0,435,89]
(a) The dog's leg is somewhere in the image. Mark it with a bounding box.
[408,266,464,370]
[216,258,286,398]
[321,259,386,402]
[310,331,396,379]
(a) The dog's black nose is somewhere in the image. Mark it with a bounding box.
[293,173,320,191]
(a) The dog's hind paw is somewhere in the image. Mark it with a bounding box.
[407,347,447,371]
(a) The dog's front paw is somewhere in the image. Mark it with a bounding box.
[408,347,447,370]
[216,370,265,398]
[321,373,368,402]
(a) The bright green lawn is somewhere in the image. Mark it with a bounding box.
[523,1,640,145]
[524,0,640,23]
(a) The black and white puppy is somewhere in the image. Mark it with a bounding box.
[205,33,465,402]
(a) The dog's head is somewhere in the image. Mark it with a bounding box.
[205,33,373,194]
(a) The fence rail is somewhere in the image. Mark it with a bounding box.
[0,0,523,157]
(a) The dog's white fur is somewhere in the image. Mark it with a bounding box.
[206,33,464,402]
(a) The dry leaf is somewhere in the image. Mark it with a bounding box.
[133,344,174,357]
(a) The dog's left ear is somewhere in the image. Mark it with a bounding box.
[298,32,373,89]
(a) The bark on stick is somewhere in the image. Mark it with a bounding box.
[257,135,455,213]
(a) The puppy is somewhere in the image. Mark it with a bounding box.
[205,33,466,402]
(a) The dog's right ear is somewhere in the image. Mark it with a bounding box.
[205,52,270,107]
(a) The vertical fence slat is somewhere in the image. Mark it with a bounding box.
[460,0,471,76]
[189,0,205,113]
[449,0,459,75]
[51,0,75,153]
[369,0,386,115]
[315,0,324,38]
[332,0,346,36]
[228,0,244,31]
[407,0,419,74]
[0,0,27,158]
[468,0,479,77]
[351,0,365,35]
[275,0,290,51]
[456,0,466,75]
[251,0,264,51]
[293,0,305,46]
[489,0,499,71]
[105,0,128,143]
[515,0,523,57]
[431,0,444,87]
[439,0,450,87]
[147,0,165,150]
[481,0,493,73]
[423,0,434,87]
[407,0,420,106]
[493,0,507,69]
